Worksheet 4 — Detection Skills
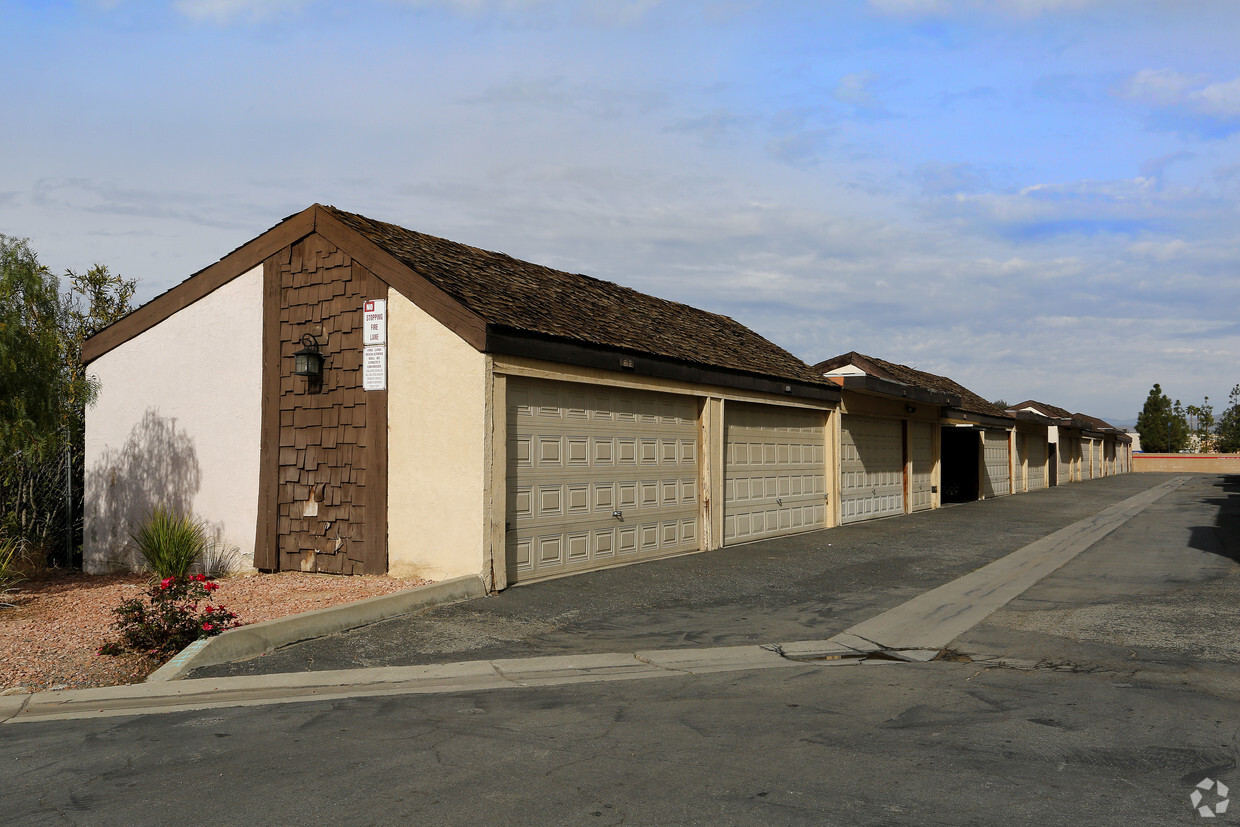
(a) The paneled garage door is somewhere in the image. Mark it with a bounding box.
[1082,439,1096,479]
[981,430,1010,498]
[909,421,934,512]
[1026,433,1047,490]
[506,378,699,583]
[723,403,827,543]
[840,415,904,523]
[1057,438,1075,485]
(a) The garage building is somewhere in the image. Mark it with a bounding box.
[813,352,1016,514]
[83,205,840,587]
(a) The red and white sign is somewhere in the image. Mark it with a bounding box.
[363,299,387,345]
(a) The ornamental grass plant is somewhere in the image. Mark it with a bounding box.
[0,536,23,608]
[130,505,208,580]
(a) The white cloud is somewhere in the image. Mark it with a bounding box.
[172,0,665,24]
[920,175,1165,237]
[1121,68,1205,107]
[1128,238,1188,261]
[1121,68,1240,130]
[833,72,886,113]
[1190,77,1240,118]
[173,0,306,22]
[869,0,1115,17]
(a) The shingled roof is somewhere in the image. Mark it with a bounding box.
[322,206,825,385]
[814,352,1010,419]
[1071,412,1120,432]
[1010,400,1073,420]
[83,204,829,390]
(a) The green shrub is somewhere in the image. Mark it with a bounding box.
[129,506,208,580]
[98,574,240,661]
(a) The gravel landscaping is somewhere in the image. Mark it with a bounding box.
[0,570,432,693]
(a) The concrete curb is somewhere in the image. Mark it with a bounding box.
[145,574,487,683]
[4,641,903,723]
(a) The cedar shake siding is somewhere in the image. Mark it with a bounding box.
[258,233,388,575]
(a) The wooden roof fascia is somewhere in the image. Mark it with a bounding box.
[1013,399,1074,420]
[816,352,887,380]
[944,408,1015,429]
[849,353,890,379]
[1010,410,1057,427]
[311,205,488,352]
[836,375,958,408]
[485,328,841,403]
[82,207,318,365]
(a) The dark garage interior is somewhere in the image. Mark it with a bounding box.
[941,427,980,503]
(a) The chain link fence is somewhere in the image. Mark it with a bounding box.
[0,444,80,569]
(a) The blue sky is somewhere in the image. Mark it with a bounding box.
[4,0,1239,424]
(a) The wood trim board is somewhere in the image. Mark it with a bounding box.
[83,208,317,364]
[311,206,489,351]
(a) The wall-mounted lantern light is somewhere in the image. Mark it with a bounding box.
[293,333,324,379]
[905,404,917,414]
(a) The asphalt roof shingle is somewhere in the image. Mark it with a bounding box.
[1010,399,1073,420]
[1071,412,1120,431]
[324,206,826,385]
[814,351,1010,419]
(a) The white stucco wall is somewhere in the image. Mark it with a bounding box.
[83,266,264,573]
[386,289,488,580]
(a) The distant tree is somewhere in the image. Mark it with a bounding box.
[61,264,136,435]
[1135,383,1189,453]
[1216,385,1240,454]
[1184,397,1215,453]
[991,399,1010,410]
[0,242,135,459]
[0,236,135,561]
[0,236,76,461]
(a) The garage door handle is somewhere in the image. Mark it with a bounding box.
[776,498,783,506]
[612,510,624,522]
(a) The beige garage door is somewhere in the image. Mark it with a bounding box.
[1026,433,1047,490]
[840,415,904,523]
[723,403,827,543]
[909,421,934,512]
[981,430,1010,498]
[1057,437,1074,484]
[506,378,699,583]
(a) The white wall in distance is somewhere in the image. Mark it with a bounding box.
[84,266,264,573]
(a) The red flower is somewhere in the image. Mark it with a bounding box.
[160,577,175,590]
[193,574,207,582]
[204,581,219,591]
[202,622,214,631]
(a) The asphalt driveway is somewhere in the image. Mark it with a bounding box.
[191,472,1188,679]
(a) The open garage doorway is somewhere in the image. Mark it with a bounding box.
[940,427,979,503]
